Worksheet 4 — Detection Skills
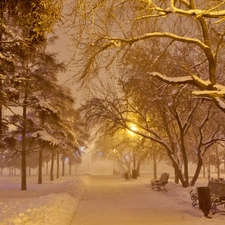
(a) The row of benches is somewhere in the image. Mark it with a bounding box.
[190,178,225,215]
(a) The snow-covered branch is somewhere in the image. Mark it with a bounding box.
[212,97,225,112]
[32,129,60,146]
[107,32,209,52]
[149,71,225,112]
[159,0,225,20]
[149,72,193,84]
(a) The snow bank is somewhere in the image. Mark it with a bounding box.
[0,175,87,225]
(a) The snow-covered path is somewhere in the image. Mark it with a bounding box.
[71,175,211,225]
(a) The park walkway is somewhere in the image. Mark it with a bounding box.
[70,175,204,225]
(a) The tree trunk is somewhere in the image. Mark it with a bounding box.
[29,166,31,176]
[216,149,220,179]
[207,150,211,181]
[136,159,141,177]
[38,148,43,184]
[0,80,2,148]
[174,167,179,184]
[21,91,27,190]
[50,149,54,181]
[202,162,206,178]
[46,162,48,175]
[217,163,220,179]
[62,157,65,176]
[75,163,78,174]
[172,161,189,187]
[0,5,3,147]
[56,152,59,179]
[190,157,203,186]
[69,163,72,175]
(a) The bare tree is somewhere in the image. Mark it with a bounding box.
[69,0,225,111]
[81,77,225,187]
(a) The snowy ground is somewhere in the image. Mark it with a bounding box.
[0,174,225,225]
[0,175,87,225]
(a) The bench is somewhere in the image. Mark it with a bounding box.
[150,173,169,191]
[209,180,225,214]
[190,179,225,215]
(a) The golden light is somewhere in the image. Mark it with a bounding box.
[130,125,137,132]
[127,124,138,136]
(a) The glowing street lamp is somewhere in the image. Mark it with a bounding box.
[127,124,138,136]
[130,124,137,132]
